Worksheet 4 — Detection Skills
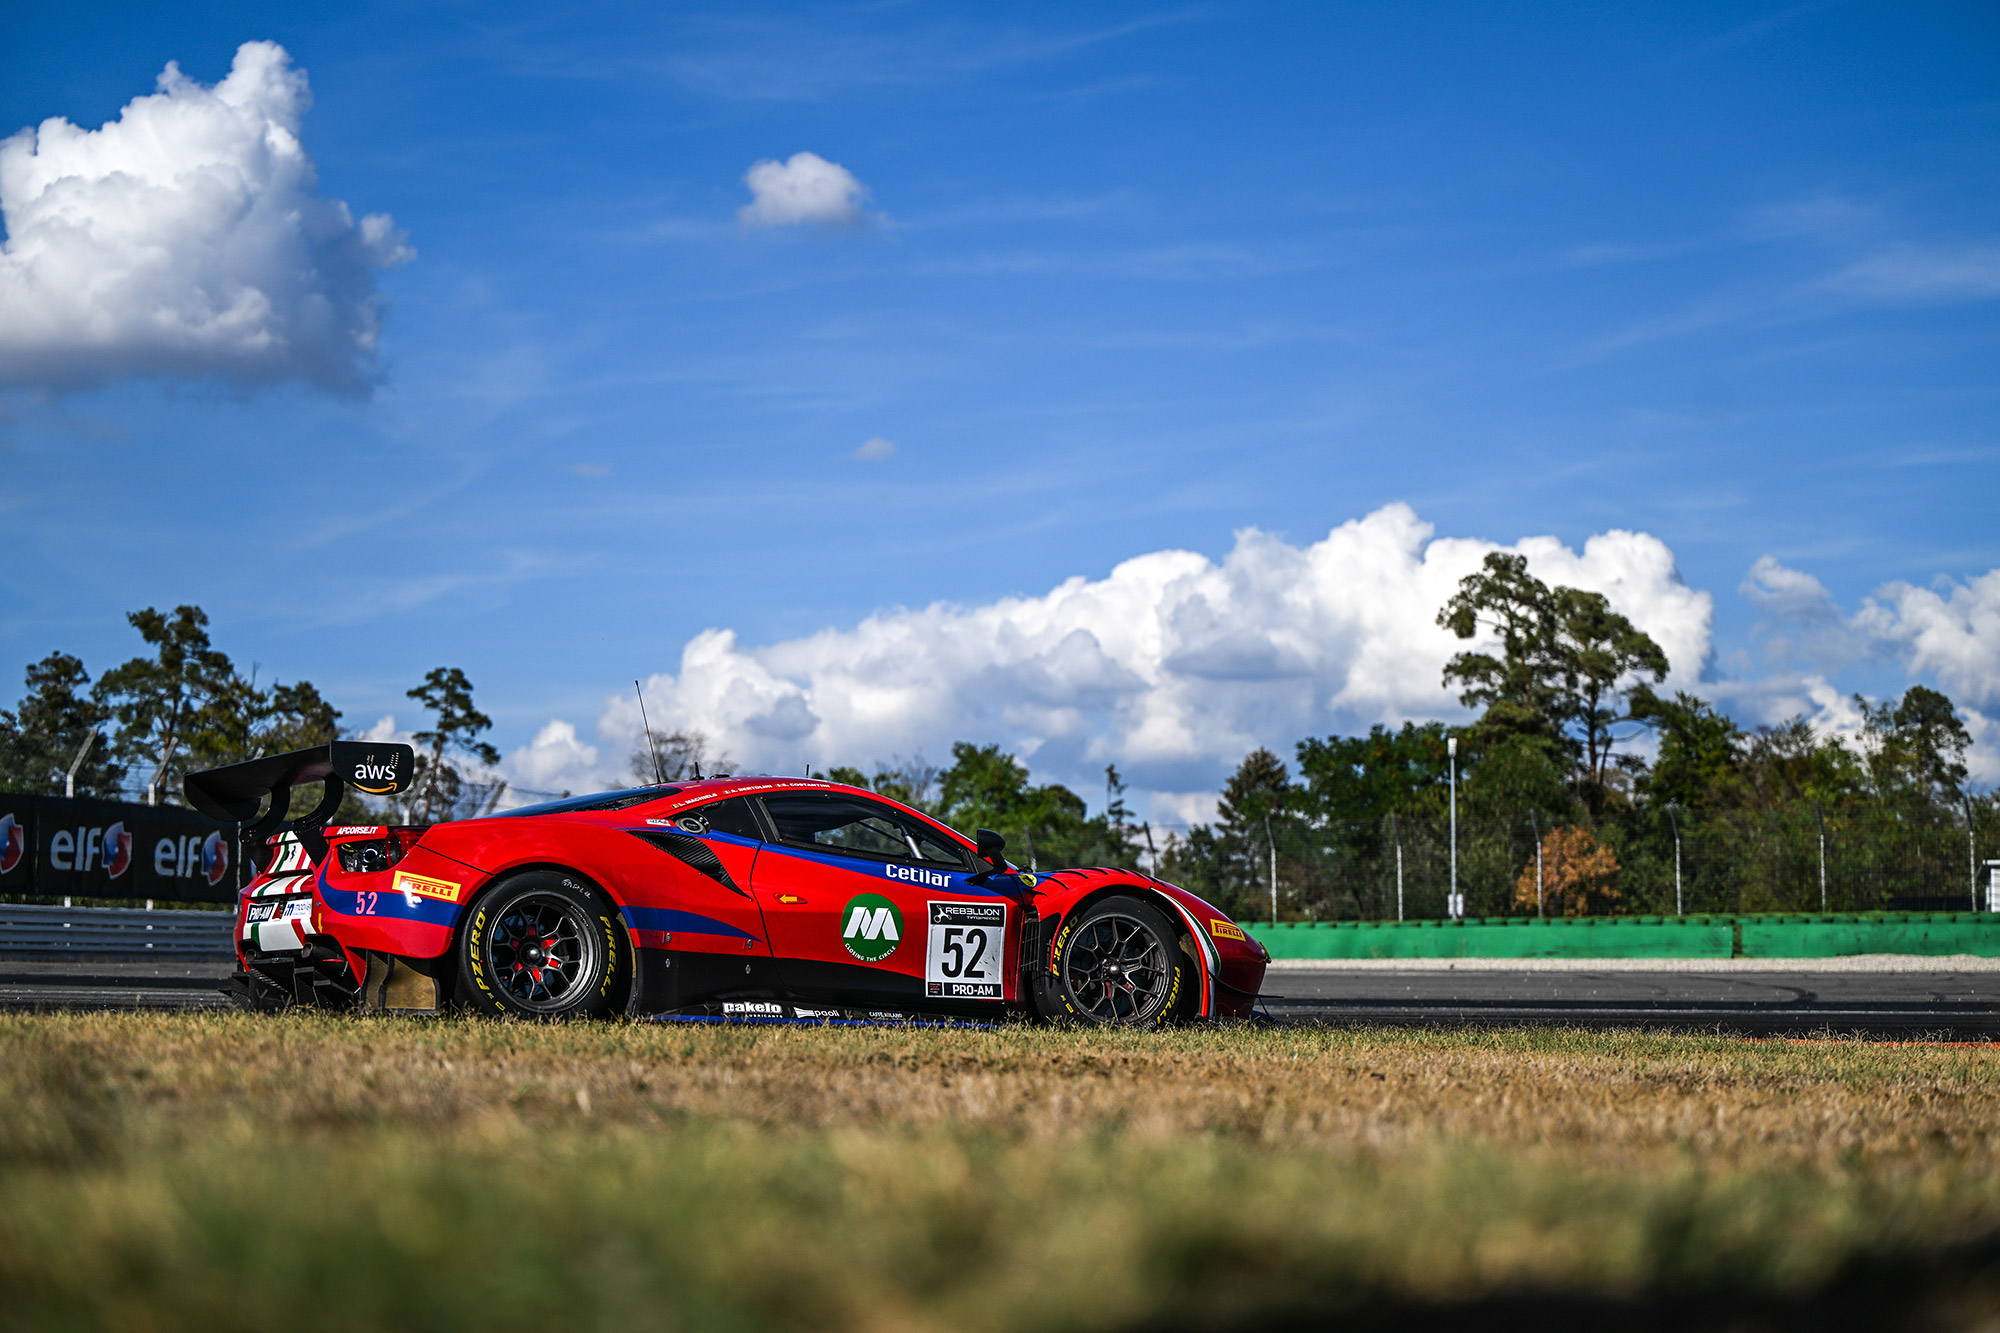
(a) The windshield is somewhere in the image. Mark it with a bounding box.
[497,786,681,817]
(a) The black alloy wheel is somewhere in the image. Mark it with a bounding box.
[1052,895,1194,1026]
[458,872,626,1019]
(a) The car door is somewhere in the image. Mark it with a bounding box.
[752,790,1011,1007]
[623,794,778,1006]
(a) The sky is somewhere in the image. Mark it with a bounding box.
[1,1,1996,820]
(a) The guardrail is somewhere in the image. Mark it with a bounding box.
[0,903,235,958]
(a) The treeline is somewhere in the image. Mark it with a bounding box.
[1160,554,1995,921]
[0,605,505,824]
[7,580,1989,919]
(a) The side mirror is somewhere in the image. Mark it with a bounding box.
[975,828,1007,871]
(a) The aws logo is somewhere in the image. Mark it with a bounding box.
[0,813,22,875]
[349,753,403,794]
[840,892,903,962]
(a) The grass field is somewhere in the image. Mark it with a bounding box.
[3,1013,1999,1332]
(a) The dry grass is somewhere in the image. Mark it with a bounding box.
[3,1013,1999,1331]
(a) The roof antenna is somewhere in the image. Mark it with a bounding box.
[633,680,666,786]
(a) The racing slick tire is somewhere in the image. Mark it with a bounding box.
[1047,894,1198,1027]
[457,872,627,1020]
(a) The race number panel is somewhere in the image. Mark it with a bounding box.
[925,901,1006,1000]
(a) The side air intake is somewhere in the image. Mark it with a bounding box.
[630,830,744,895]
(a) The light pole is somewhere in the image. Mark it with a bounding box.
[1529,808,1543,917]
[1966,798,1978,914]
[1668,805,1683,917]
[1447,736,1461,920]
[1263,813,1277,926]
[1814,801,1827,911]
[1389,812,1404,922]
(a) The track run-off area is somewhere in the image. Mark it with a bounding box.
[5,955,1999,1038]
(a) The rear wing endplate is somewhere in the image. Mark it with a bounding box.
[184,741,418,870]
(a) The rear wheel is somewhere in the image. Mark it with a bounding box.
[458,872,625,1019]
[1049,895,1195,1026]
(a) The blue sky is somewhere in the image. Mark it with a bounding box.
[2,2,1997,811]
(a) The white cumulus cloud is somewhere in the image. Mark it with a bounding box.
[1855,570,2000,709]
[738,151,873,228]
[504,504,1715,810]
[0,40,411,393]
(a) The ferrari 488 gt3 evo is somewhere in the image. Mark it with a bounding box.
[187,742,1267,1026]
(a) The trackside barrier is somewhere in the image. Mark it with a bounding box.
[1245,914,2000,961]
[0,903,235,958]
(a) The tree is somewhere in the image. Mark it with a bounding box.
[629,728,724,785]
[1437,553,1566,760]
[405,668,501,822]
[0,653,124,796]
[1548,586,1668,799]
[94,606,239,805]
[1439,554,1669,811]
[1859,685,1971,809]
[1631,689,1741,811]
[1738,717,1864,812]
[932,742,1134,870]
[1294,723,1449,828]
[823,754,944,811]
[1187,748,1291,915]
[1515,825,1621,916]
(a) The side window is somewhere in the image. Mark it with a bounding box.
[761,793,969,869]
[687,796,762,841]
[903,817,971,869]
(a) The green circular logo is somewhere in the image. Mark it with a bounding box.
[840,892,904,962]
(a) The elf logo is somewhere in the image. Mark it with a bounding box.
[100,822,132,879]
[0,813,22,875]
[146,833,232,884]
[48,822,134,877]
[839,892,903,962]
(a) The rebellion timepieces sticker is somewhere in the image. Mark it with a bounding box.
[925,901,1005,999]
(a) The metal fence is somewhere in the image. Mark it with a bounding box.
[1202,807,2000,923]
[0,903,235,958]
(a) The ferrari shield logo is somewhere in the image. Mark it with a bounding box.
[840,892,903,962]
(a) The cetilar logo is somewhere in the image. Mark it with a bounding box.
[101,821,132,879]
[0,813,21,875]
[201,831,229,886]
[839,892,903,962]
[350,751,402,794]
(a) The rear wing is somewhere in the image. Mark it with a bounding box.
[184,741,418,871]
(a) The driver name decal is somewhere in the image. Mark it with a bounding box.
[840,892,903,962]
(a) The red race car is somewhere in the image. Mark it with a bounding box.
[186,742,1267,1026]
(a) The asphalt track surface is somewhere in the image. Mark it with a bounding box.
[1255,963,2000,1038]
[2,956,1997,1038]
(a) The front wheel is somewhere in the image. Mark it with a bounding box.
[458,872,626,1019]
[1048,895,1196,1026]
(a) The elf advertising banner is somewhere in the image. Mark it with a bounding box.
[0,793,238,902]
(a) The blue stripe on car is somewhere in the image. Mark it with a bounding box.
[756,842,1002,894]
[620,904,759,940]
